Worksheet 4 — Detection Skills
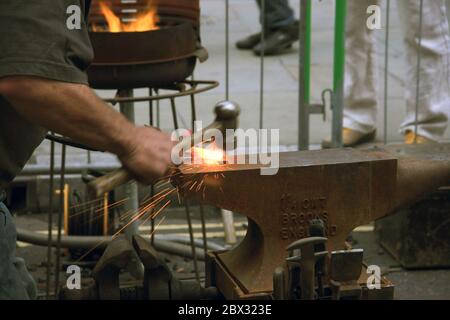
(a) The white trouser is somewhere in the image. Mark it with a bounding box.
[344,0,450,141]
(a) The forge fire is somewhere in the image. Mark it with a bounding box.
[93,1,159,32]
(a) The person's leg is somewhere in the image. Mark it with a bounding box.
[0,198,32,299]
[397,0,450,141]
[256,0,296,30]
[343,0,380,135]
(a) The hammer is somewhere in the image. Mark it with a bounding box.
[88,101,241,198]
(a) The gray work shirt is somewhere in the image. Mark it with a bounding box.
[0,0,94,188]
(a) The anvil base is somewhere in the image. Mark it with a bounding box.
[206,251,395,300]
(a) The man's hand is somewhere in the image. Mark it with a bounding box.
[119,126,175,185]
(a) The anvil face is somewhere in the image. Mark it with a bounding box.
[176,149,399,295]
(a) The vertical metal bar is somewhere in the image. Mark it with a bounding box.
[150,190,155,246]
[198,205,208,259]
[45,139,55,299]
[170,98,179,130]
[119,89,140,240]
[190,83,208,258]
[54,143,66,297]
[225,0,230,100]
[224,0,238,254]
[221,209,237,244]
[298,0,312,150]
[103,192,109,236]
[190,86,198,131]
[260,0,265,129]
[119,89,143,279]
[149,88,154,125]
[332,0,347,148]
[383,0,391,145]
[170,98,200,282]
[184,199,200,281]
[156,89,160,128]
[63,184,69,235]
[149,88,155,245]
[414,0,424,143]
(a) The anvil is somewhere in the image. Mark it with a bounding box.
[174,146,450,298]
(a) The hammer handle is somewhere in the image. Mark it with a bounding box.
[88,168,132,198]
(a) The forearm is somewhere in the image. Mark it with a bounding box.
[0,76,137,157]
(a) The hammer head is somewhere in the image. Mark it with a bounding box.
[213,100,241,134]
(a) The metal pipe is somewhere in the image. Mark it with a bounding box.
[45,138,55,299]
[149,88,156,245]
[170,98,179,130]
[260,0,265,130]
[221,209,237,245]
[332,0,347,148]
[225,0,230,100]
[16,228,208,261]
[414,0,424,142]
[159,234,224,251]
[298,0,312,150]
[54,143,66,297]
[18,163,121,176]
[149,88,154,126]
[198,204,209,258]
[223,0,238,251]
[383,0,391,145]
[103,80,219,104]
[170,98,200,282]
[156,89,160,128]
[119,89,140,240]
[118,89,143,279]
[189,86,209,258]
[184,192,200,280]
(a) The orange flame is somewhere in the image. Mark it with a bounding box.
[97,1,159,32]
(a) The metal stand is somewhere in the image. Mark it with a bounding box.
[118,89,140,241]
[44,80,219,295]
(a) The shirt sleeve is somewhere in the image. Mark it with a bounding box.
[0,0,94,85]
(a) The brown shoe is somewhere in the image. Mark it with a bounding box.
[322,128,376,149]
[404,130,435,144]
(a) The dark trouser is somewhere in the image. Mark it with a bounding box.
[256,0,295,29]
[0,191,36,299]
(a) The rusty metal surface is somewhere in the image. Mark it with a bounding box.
[176,146,450,297]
